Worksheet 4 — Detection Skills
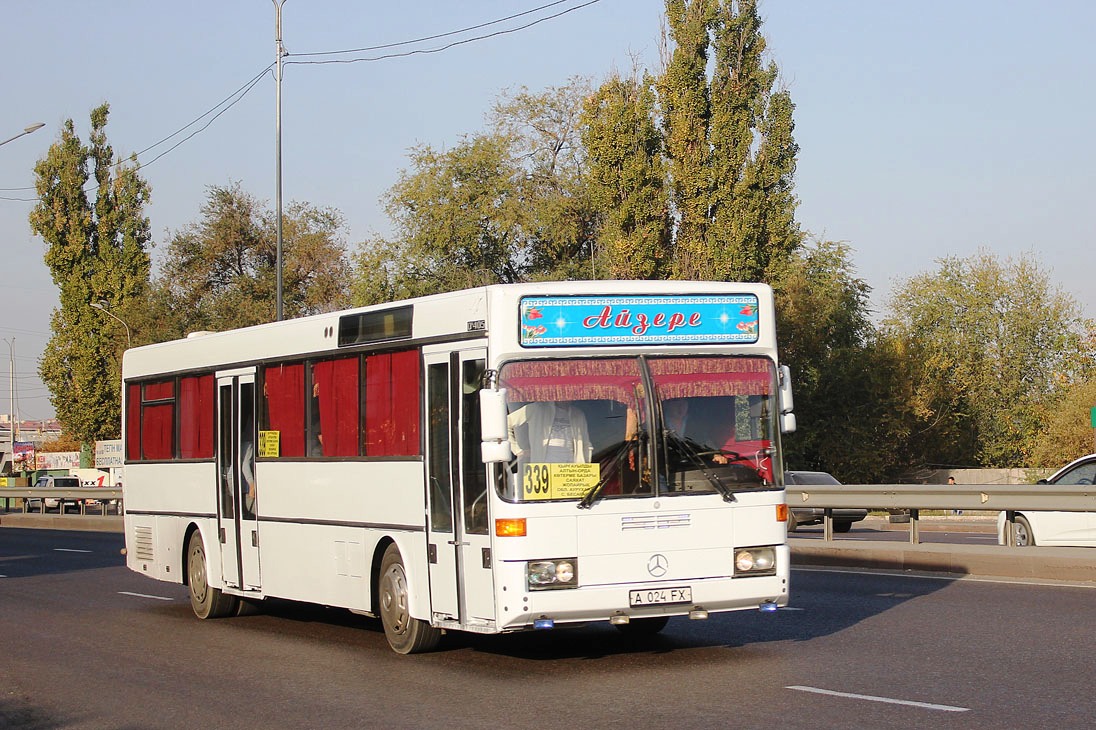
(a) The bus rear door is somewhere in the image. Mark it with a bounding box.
[216,369,261,592]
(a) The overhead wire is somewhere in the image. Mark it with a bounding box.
[0,0,602,200]
[286,0,601,66]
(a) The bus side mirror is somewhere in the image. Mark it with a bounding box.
[779,365,796,434]
[480,388,513,463]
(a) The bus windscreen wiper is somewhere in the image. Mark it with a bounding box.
[664,431,736,502]
[577,431,644,509]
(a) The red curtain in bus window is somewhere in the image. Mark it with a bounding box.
[312,357,360,457]
[264,363,305,457]
[179,375,214,459]
[125,383,141,460]
[364,350,420,456]
[144,380,174,401]
[142,403,174,460]
[390,349,420,455]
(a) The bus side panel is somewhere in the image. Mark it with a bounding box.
[124,462,219,585]
[249,461,430,616]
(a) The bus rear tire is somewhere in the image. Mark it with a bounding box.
[379,544,441,654]
[187,531,238,619]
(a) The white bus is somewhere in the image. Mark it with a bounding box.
[122,281,795,653]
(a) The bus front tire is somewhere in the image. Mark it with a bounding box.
[187,531,238,619]
[379,544,441,654]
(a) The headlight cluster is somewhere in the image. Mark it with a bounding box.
[527,558,578,590]
[734,547,776,576]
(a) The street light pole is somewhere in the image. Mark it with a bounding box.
[0,122,45,148]
[273,0,288,322]
[3,338,15,463]
[90,300,132,348]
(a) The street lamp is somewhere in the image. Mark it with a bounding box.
[90,300,132,348]
[3,337,14,461]
[0,122,45,148]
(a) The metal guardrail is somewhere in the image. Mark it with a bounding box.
[1,488,123,516]
[787,482,1096,545]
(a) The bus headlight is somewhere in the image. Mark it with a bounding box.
[527,559,578,590]
[734,547,776,576]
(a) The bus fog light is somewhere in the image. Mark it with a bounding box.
[527,558,579,590]
[734,547,776,576]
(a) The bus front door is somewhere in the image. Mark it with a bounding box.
[423,347,496,629]
[216,370,261,592]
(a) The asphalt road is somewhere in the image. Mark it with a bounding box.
[3,528,1096,729]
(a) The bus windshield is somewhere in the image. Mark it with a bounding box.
[498,355,778,503]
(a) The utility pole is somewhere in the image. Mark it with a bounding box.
[4,338,15,471]
[273,0,288,322]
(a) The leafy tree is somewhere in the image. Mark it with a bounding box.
[659,0,715,278]
[355,80,599,303]
[659,0,802,281]
[880,250,1090,468]
[775,240,904,482]
[708,1,800,281]
[159,182,350,332]
[356,135,525,304]
[492,79,600,281]
[581,70,671,278]
[1027,320,1096,466]
[29,104,151,449]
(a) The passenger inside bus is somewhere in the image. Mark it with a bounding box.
[661,398,731,464]
[507,401,592,464]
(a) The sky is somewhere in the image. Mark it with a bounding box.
[2,0,1095,422]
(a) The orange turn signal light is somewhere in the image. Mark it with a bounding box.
[776,503,789,523]
[495,518,527,537]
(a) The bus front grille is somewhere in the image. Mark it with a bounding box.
[621,514,690,531]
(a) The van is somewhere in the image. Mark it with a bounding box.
[26,475,81,512]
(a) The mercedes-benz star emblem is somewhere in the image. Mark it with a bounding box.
[647,553,668,577]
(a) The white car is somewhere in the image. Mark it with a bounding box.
[25,475,82,512]
[997,454,1096,547]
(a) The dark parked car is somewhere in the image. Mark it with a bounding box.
[784,470,868,533]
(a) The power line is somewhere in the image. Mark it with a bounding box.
[287,0,601,66]
[291,0,588,58]
[1,0,603,202]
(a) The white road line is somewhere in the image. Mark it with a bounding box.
[54,548,93,553]
[787,685,969,713]
[119,591,175,602]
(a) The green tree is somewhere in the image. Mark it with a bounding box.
[158,182,350,332]
[29,104,151,448]
[659,0,802,281]
[659,0,715,278]
[355,81,599,303]
[880,250,1091,468]
[581,70,671,278]
[708,0,800,281]
[775,240,904,481]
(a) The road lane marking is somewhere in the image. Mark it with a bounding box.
[119,591,175,601]
[54,548,93,553]
[787,685,969,712]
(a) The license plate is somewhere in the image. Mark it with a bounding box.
[629,586,692,607]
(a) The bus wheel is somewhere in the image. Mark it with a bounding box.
[379,544,441,654]
[615,616,669,636]
[187,531,238,619]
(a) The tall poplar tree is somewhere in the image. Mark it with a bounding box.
[659,0,715,279]
[659,0,802,281]
[29,104,151,449]
[581,71,671,278]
